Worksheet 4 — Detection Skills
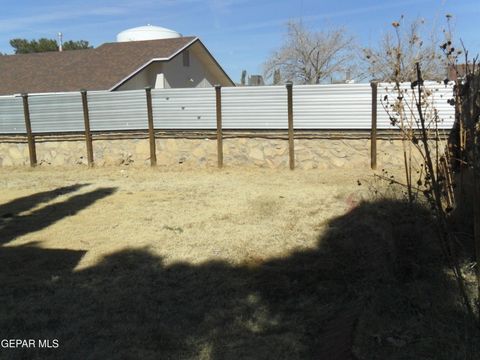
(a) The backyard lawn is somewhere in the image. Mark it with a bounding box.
[0,166,476,359]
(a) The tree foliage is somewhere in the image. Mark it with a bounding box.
[9,38,92,54]
[264,21,354,84]
[361,17,445,82]
[63,40,91,51]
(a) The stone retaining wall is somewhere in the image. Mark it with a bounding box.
[0,135,419,169]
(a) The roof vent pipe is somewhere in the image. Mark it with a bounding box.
[58,32,63,52]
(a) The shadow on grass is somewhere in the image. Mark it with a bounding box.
[0,184,88,218]
[0,197,478,359]
[0,185,116,245]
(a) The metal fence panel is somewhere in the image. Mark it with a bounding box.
[88,90,148,131]
[151,87,216,129]
[293,84,371,129]
[377,82,455,130]
[0,83,456,133]
[0,96,26,134]
[222,86,288,129]
[29,93,84,133]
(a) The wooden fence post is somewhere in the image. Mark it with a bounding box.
[21,93,37,167]
[286,82,295,170]
[145,87,157,167]
[215,85,223,168]
[370,81,378,170]
[81,90,94,167]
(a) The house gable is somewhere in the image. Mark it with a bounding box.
[0,36,234,95]
[112,39,234,90]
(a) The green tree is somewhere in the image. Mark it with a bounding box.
[10,38,57,53]
[63,40,92,51]
[9,38,92,54]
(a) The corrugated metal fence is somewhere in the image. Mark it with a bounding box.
[0,83,455,134]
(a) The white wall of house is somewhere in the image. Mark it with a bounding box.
[162,49,216,88]
[116,44,221,91]
[116,67,150,91]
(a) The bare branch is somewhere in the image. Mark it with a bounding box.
[264,21,354,84]
[361,17,445,82]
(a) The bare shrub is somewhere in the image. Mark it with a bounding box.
[362,16,445,82]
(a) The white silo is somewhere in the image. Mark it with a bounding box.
[116,25,182,42]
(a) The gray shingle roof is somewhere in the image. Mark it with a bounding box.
[0,37,197,95]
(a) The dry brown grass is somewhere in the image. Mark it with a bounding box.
[0,166,477,359]
[0,166,371,269]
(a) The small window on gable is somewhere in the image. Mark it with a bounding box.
[183,50,190,67]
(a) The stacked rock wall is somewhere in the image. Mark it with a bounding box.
[0,132,422,170]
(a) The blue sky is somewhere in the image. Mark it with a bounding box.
[1,0,479,82]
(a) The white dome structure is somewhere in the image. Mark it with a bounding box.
[116,25,182,42]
